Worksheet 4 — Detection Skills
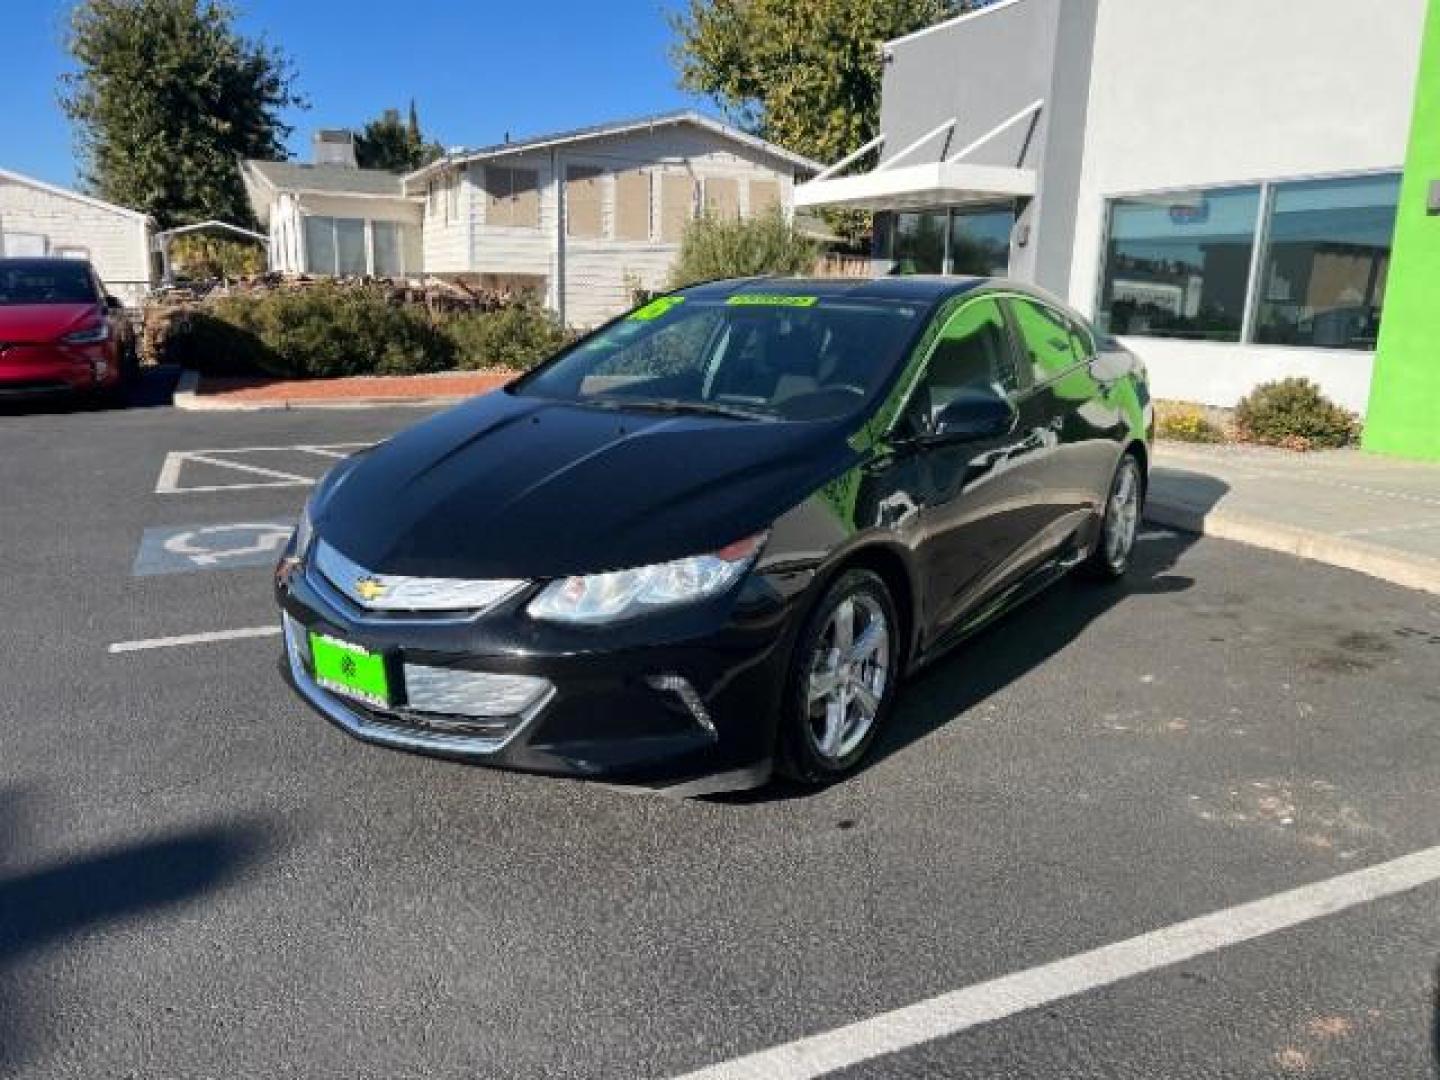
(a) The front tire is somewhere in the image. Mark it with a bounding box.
[1084,452,1144,580]
[777,569,901,785]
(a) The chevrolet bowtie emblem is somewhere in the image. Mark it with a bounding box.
[354,577,388,602]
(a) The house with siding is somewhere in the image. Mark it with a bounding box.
[0,166,156,306]
[242,113,819,327]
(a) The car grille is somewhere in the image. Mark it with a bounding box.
[312,541,526,615]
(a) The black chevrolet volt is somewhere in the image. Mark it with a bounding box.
[276,276,1152,794]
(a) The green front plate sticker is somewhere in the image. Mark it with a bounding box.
[628,296,686,321]
[726,294,819,308]
[310,633,391,708]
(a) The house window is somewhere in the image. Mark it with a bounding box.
[566,165,605,239]
[749,179,781,216]
[372,221,404,276]
[484,166,540,228]
[0,231,47,257]
[1099,185,1261,342]
[615,170,651,241]
[304,216,338,274]
[659,173,695,242]
[703,177,740,219]
[54,246,92,261]
[1254,173,1400,350]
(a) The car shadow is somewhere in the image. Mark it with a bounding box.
[0,364,179,417]
[0,785,276,1072]
[712,513,1206,806]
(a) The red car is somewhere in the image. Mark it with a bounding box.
[0,257,138,404]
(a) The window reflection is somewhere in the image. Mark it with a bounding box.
[949,206,1015,276]
[1254,174,1399,350]
[891,212,947,274]
[1099,186,1260,342]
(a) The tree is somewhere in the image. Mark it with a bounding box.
[62,0,303,229]
[671,0,981,243]
[354,103,444,173]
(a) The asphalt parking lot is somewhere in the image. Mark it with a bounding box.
[3,392,1440,1079]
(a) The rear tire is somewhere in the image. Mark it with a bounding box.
[1083,452,1144,580]
[776,569,901,785]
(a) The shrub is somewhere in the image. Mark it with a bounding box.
[669,207,818,288]
[1155,401,1225,444]
[1235,378,1359,451]
[168,233,266,279]
[164,283,455,377]
[444,303,574,372]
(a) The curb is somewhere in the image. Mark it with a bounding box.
[1145,499,1440,596]
[170,370,480,412]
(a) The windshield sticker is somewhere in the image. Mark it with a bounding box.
[726,294,819,308]
[628,296,686,321]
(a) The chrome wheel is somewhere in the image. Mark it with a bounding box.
[805,593,891,763]
[1103,458,1142,570]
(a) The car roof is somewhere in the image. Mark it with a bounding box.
[675,274,1080,313]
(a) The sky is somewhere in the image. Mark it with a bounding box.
[1,0,708,189]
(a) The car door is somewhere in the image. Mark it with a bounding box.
[862,295,1042,654]
[1001,295,1114,557]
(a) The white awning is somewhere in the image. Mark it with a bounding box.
[794,98,1043,213]
[794,160,1036,212]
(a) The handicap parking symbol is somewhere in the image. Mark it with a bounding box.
[134,521,296,576]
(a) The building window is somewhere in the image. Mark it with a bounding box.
[1099,185,1261,343]
[1254,173,1400,350]
[566,165,605,239]
[304,216,413,276]
[304,216,337,274]
[892,212,947,274]
[949,206,1015,276]
[749,179,781,216]
[703,177,740,219]
[659,173,695,243]
[372,221,404,276]
[484,166,540,228]
[615,170,652,241]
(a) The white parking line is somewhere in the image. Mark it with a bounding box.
[154,442,370,494]
[108,625,281,654]
[668,844,1440,1079]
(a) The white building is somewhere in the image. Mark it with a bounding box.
[243,113,819,328]
[240,131,425,280]
[795,0,1426,413]
[0,166,156,306]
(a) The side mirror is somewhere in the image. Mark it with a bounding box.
[930,390,1017,442]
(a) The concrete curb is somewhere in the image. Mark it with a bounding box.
[1145,499,1440,597]
[170,370,474,412]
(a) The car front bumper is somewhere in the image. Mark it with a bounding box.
[275,540,813,794]
[0,342,117,396]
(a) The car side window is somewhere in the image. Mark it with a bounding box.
[1068,316,1097,364]
[902,298,1018,435]
[1007,298,1083,385]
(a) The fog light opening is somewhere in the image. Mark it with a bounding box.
[646,674,716,737]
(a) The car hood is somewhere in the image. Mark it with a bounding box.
[315,390,855,579]
[0,303,102,342]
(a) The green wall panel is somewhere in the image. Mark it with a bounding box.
[1365,0,1440,459]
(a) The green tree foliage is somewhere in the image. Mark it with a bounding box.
[669,208,818,288]
[169,232,266,278]
[354,103,445,173]
[62,0,303,229]
[671,0,977,239]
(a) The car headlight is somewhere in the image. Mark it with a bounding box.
[61,323,111,345]
[527,532,767,625]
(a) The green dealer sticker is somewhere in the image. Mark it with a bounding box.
[310,633,393,708]
[726,294,819,308]
[628,296,686,321]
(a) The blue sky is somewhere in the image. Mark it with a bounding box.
[3,1,707,189]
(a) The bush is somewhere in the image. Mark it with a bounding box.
[669,207,818,288]
[165,283,456,377]
[444,303,574,372]
[1235,378,1358,450]
[1156,401,1225,444]
[168,233,266,279]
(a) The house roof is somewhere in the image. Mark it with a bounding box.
[402,110,823,185]
[241,160,412,198]
[0,166,153,224]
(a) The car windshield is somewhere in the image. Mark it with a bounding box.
[0,262,99,305]
[515,293,926,422]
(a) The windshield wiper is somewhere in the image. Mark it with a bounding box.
[588,397,772,421]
